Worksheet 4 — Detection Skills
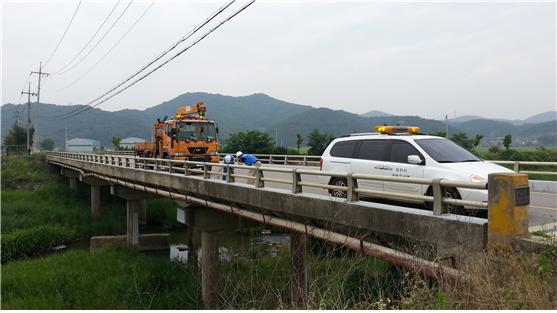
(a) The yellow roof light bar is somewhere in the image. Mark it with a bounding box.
[374,125,421,134]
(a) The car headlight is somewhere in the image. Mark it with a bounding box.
[470,174,487,183]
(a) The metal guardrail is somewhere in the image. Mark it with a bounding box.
[48,152,489,213]
[90,151,556,176]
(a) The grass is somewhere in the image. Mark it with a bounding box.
[1,247,201,309]
[1,154,179,262]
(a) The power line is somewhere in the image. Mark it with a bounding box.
[56,0,255,121]
[44,1,83,67]
[56,0,134,76]
[50,0,236,119]
[52,0,121,74]
[51,1,155,93]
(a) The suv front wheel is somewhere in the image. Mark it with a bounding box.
[424,187,462,213]
[329,178,347,198]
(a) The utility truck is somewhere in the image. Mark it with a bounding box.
[134,102,220,162]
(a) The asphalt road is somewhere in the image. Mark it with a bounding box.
[228,164,557,236]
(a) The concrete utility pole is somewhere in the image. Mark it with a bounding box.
[445,114,449,138]
[31,62,50,103]
[31,62,50,150]
[21,83,37,155]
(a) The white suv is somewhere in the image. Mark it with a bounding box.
[320,129,513,209]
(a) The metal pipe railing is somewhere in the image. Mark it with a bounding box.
[48,152,494,214]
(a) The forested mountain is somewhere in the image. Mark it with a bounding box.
[2,92,556,148]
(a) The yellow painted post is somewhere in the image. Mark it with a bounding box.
[487,173,529,251]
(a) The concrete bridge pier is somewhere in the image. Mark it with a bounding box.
[81,176,110,218]
[290,232,308,308]
[179,204,256,309]
[111,186,156,246]
[61,168,79,191]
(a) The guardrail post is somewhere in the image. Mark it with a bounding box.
[184,163,190,176]
[169,161,173,173]
[303,156,307,167]
[226,166,235,183]
[254,167,264,188]
[513,161,520,172]
[346,174,359,202]
[432,178,448,215]
[284,155,288,165]
[269,155,273,164]
[154,159,159,171]
[292,169,302,194]
[125,157,130,168]
[487,173,529,252]
[203,164,210,179]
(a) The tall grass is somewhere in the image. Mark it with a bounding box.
[1,154,179,263]
[1,247,201,309]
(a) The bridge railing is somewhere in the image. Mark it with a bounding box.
[49,152,488,214]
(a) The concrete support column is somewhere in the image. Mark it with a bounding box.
[91,185,101,218]
[187,226,199,272]
[127,200,140,247]
[290,232,308,308]
[69,177,77,190]
[201,230,219,309]
[138,199,147,225]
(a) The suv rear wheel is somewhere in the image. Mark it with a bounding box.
[424,187,462,213]
[329,178,347,198]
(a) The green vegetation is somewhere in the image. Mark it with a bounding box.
[2,122,34,147]
[1,154,179,262]
[1,247,201,309]
[307,129,335,156]
[1,225,77,263]
[39,137,55,151]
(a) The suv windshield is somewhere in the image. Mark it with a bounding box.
[176,122,216,141]
[415,138,480,163]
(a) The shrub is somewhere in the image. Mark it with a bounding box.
[1,225,78,263]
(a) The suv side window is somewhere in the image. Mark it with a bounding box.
[330,140,358,158]
[356,140,387,161]
[389,140,423,164]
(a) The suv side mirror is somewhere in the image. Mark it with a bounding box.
[408,155,424,165]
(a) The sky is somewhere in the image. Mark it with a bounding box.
[2,0,556,120]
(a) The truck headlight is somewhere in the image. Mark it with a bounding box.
[470,174,487,183]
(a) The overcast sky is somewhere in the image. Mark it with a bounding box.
[2,0,556,120]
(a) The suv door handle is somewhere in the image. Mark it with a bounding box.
[382,167,393,171]
[374,166,384,170]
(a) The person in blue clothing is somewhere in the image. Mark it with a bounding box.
[236,151,261,184]
[221,154,235,181]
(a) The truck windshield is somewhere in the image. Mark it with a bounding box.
[176,122,216,141]
[415,138,481,163]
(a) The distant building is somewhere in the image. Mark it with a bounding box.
[66,138,100,152]
[119,137,145,150]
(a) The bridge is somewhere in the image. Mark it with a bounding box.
[47,151,556,308]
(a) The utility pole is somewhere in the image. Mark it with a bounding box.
[445,114,449,139]
[21,83,37,155]
[31,62,50,103]
[31,62,50,150]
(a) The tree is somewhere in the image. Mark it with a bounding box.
[307,129,335,156]
[112,136,122,150]
[503,134,512,150]
[296,133,303,152]
[472,134,483,151]
[3,122,34,155]
[450,133,473,150]
[40,137,55,151]
[222,130,275,154]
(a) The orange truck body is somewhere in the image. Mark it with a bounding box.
[134,102,220,162]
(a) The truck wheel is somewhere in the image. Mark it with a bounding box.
[424,187,462,213]
[329,178,347,198]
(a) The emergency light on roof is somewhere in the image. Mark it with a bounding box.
[374,125,421,134]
